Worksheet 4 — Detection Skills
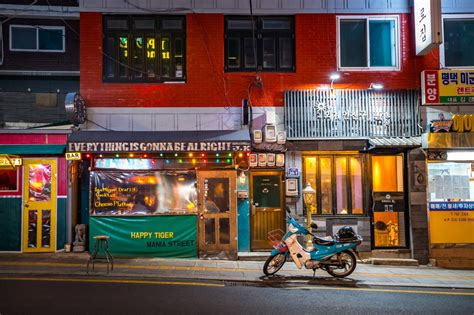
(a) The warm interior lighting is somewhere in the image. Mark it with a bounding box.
[447,151,474,161]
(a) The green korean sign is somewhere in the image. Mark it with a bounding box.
[89,215,197,258]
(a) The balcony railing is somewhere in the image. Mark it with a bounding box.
[284,89,420,140]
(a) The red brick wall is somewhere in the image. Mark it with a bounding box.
[80,13,438,108]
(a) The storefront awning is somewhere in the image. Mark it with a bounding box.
[0,144,66,155]
[368,137,421,149]
[67,130,251,153]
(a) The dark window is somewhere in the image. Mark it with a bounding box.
[339,17,397,69]
[443,18,474,67]
[103,16,186,82]
[225,16,294,72]
[10,25,64,52]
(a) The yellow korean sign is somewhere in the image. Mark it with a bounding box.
[0,155,22,170]
[422,70,474,105]
[65,152,82,160]
[429,204,474,243]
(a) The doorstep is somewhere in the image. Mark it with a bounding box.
[369,258,419,266]
[238,252,271,261]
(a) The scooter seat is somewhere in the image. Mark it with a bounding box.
[312,236,335,246]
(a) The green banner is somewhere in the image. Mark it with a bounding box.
[89,215,197,258]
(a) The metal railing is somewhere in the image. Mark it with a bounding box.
[284,89,420,140]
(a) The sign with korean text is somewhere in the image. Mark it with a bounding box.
[429,202,474,243]
[414,0,441,55]
[422,70,474,105]
[0,155,22,170]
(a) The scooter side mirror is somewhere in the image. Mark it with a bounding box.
[310,222,318,230]
[285,206,291,214]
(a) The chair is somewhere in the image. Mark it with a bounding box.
[87,235,114,274]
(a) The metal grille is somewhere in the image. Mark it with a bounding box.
[284,89,420,140]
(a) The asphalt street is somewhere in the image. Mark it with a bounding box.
[0,277,473,315]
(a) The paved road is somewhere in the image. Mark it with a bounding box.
[0,277,473,314]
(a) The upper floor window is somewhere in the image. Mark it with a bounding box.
[10,25,65,52]
[441,16,474,68]
[103,16,185,82]
[225,16,294,72]
[337,16,399,71]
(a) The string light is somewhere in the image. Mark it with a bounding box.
[99,154,103,158]
[129,153,134,157]
[200,153,205,157]
[160,153,164,157]
[179,159,183,163]
[165,159,170,164]
[115,154,120,158]
[204,159,207,163]
[216,159,220,163]
[238,152,243,158]
[216,153,220,157]
[86,154,91,158]
[227,153,232,157]
[174,153,178,157]
[226,159,231,163]
[143,154,148,158]
[189,153,193,157]
[192,159,196,164]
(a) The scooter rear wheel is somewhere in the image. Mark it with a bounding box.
[325,250,357,278]
[263,253,287,276]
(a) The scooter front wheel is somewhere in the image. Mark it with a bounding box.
[325,250,357,278]
[263,253,287,276]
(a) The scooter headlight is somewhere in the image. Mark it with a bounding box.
[288,223,298,233]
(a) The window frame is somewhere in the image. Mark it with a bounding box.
[9,25,65,53]
[302,154,367,216]
[336,15,400,71]
[224,16,295,73]
[0,169,19,193]
[439,14,474,69]
[102,15,186,83]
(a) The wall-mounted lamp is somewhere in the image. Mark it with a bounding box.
[369,83,384,90]
[329,73,340,90]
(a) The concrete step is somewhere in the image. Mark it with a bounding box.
[370,249,412,259]
[369,258,419,266]
[238,252,271,261]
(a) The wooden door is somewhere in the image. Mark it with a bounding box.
[197,170,237,258]
[22,159,57,252]
[250,171,284,250]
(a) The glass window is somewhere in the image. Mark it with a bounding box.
[225,16,294,72]
[90,171,197,216]
[320,157,333,214]
[372,155,403,192]
[303,155,365,215]
[10,25,65,52]
[369,20,395,67]
[428,162,473,201]
[28,163,52,202]
[336,157,348,214]
[350,157,363,214]
[11,26,36,50]
[0,170,18,191]
[340,20,366,67]
[338,17,398,69]
[103,16,186,82]
[443,18,474,67]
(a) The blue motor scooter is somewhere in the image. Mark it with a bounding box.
[263,212,363,278]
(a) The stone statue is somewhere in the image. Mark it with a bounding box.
[73,224,87,252]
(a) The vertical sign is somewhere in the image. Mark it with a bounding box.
[421,70,440,105]
[414,0,442,55]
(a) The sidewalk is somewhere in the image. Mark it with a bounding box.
[0,253,473,289]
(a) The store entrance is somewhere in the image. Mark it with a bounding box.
[197,170,237,259]
[250,171,285,250]
[22,159,57,253]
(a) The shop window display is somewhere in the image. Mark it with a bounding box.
[90,171,197,215]
[0,170,18,191]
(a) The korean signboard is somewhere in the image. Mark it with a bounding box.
[414,0,441,55]
[0,155,22,170]
[429,202,474,244]
[421,70,474,105]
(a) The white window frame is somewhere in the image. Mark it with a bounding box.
[9,25,65,53]
[336,15,400,71]
[439,14,474,70]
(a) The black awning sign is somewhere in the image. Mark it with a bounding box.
[67,141,250,153]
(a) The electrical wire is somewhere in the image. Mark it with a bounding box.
[85,118,115,131]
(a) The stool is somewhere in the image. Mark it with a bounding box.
[87,235,114,274]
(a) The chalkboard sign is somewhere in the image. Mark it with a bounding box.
[372,192,404,213]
